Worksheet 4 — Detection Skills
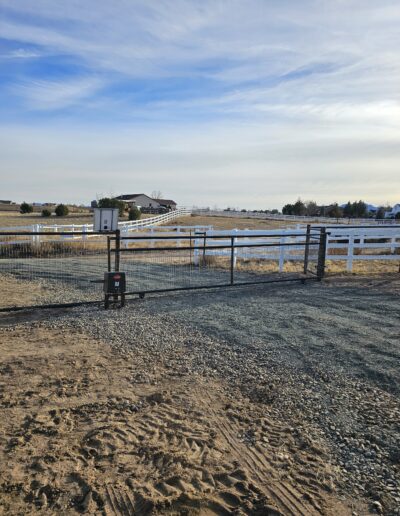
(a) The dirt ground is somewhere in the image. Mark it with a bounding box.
[0,313,357,516]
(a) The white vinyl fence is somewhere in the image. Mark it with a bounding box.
[192,226,400,272]
[0,207,192,244]
[191,208,398,225]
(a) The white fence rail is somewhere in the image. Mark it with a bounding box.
[191,208,398,225]
[193,226,400,272]
[0,208,192,244]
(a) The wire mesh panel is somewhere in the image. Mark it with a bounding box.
[119,248,231,292]
[117,231,324,296]
[0,233,110,309]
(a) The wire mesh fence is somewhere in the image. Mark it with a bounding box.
[116,231,324,296]
[0,232,110,309]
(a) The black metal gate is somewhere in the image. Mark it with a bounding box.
[0,228,327,311]
[109,227,327,299]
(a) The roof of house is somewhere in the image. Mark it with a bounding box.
[156,199,177,205]
[115,194,147,200]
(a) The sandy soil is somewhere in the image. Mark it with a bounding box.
[0,318,355,516]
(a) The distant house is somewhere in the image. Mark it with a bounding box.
[385,204,400,218]
[115,194,162,210]
[114,194,177,211]
[0,200,14,204]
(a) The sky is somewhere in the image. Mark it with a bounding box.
[0,0,399,209]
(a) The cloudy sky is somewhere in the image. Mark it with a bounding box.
[0,0,399,209]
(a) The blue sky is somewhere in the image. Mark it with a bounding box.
[0,0,399,208]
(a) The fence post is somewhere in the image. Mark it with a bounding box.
[303,224,311,274]
[233,228,238,269]
[347,234,354,272]
[230,236,235,285]
[107,236,111,272]
[317,228,327,280]
[279,236,286,272]
[115,229,120,272]
[193,235,199,266]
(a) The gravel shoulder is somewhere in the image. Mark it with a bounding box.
[0,274,399,515]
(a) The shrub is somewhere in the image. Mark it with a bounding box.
[395,212,400,220]
[20,202,33,214]
[41,209,52,217]
[55,204,69,217]
[97,197,125,217]
[128,206,141,220]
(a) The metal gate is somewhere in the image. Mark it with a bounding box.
[109,227,327,299]
[0,227,327,311]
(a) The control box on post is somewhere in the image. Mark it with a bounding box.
[94,208,119,232]
[104,272,126,294]
[104,272,126,309]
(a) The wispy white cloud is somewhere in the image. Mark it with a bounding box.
[0,48,42,59]
[13,77,105,110]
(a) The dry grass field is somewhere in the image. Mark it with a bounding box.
[169,214,296,230]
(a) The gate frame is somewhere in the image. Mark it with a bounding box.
[109,229,327,299]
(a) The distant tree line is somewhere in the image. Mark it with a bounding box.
[282,199,394,219]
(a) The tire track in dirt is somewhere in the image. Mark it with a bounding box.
[198,388,326,516]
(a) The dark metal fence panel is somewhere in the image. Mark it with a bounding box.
[0,232,111,310]
[114,231,323,297]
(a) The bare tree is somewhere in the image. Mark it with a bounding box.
[151,190,163,200]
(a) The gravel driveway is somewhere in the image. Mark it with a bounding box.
[1,268,399,514]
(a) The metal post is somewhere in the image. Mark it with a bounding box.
[107,236,111,272]
[303,224,311,274]
[230,236,235,285]
[317,227,327,280]
[115,229,120,272]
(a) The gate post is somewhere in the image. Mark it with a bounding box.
[317,228,327,280]
[303,224,311,274]
[115,229,121,272]
[230,236,235,285]
[107,236,111,272]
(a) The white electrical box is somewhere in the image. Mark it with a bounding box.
[93,208,119,232]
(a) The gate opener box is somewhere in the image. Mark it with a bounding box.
[94,208,119,232]
[104,272,126,294]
